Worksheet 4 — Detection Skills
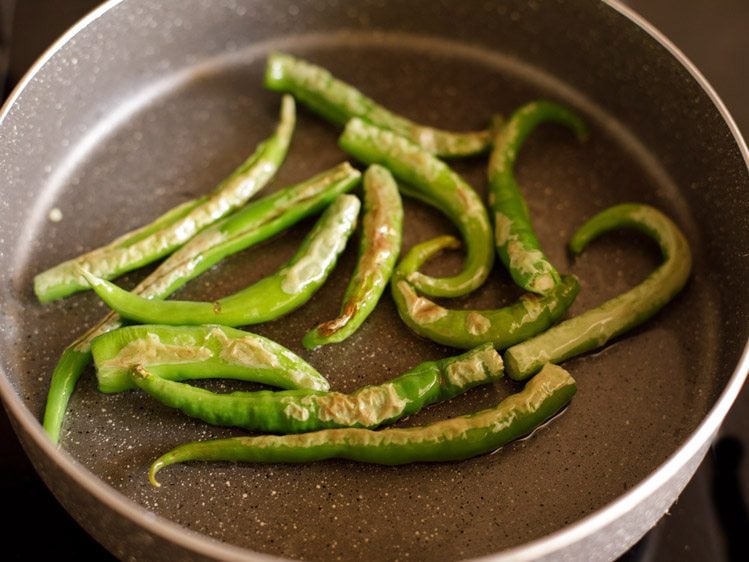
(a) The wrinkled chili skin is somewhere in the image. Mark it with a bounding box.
[504,203,692,380]
[340,118,494,299]
[148,363,576,486]
[82,195,361,327]
[42,163,360,443]
[390,235,580,349]
[130,344,504,434]
[303,165,403,349]
[149,163,361,299]
[90,324,329,393]
[35,95,297,303]
[264,52,492,158]
[488,100,587,295]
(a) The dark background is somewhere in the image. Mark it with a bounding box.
[0,1,746,560]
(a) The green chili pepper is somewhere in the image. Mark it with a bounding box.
[339,118,494,298]
[504,203,692,380]
[80,194,361,327]
[488,100,587,295]
[264,52,492,158]
[130,343,503,434]
[147,362,576,486]
[34,196,208,303]
[140,163,361,299]
[390,235,580,349]
[42,164,360,443]
[34,95,296,303]
[74,197,203,253]
[42,350,92,444]
[303,165,403,349]
[91,324,329,393]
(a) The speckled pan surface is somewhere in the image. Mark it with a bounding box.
[0,0,747,560]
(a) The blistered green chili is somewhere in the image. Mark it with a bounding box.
[34,95,296,303]
[488,100,587,295]
[138,163,361,299]
[91,324,329,393]
[42,164,360,443]
[264,52,492,158]
[148,362,576,486]
[303,165,403,349]
[339,118,494,298]
[131,343,503,434]
[39,199,204,298]
[504,203,692,380]
[391,235,580,349]
[81,194,361,327]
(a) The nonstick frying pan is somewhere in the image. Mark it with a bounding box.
[0,0,747,560]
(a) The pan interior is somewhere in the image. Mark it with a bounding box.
[7,31,725,561]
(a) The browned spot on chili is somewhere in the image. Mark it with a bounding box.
[457,186,475,211]
[317,301,359,336]
[397,280,448,324]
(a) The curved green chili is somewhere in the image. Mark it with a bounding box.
[37,199,204,298]
[303,165,403,349]
[91,324,329,393]
[81,194,361,327]
[488,100,587,295]
[391,235,580,349]
[340,118,494,298]
[504,203,692,380]
[42,164,360,443]
[42,349,92,444]
[34,95,296,303]
[131,344,503,434]
[148,362,576,486]
[138,163,361,299]
[264,52,492,158]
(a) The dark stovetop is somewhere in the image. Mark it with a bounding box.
[1,1,746,560]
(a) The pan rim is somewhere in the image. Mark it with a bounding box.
[0,0,746,560]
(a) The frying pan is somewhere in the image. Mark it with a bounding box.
[0,0,747,560]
